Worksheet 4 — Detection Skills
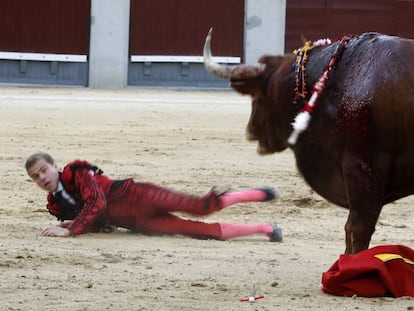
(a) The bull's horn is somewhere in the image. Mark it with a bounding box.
[203,27,265,79]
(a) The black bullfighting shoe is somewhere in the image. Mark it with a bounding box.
[255,186,279,202]
[269,223,283,242]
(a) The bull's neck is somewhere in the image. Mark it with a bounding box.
[288,36,352,145]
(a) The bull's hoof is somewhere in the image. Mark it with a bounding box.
[269,223,283,242]
[255,186,278,202]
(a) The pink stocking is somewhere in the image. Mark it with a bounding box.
[220,188,275,208]
[218,223,274,240]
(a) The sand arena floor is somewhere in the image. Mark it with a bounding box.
[0,86,413,310]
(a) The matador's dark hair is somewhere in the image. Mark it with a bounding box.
[25,152,55,171]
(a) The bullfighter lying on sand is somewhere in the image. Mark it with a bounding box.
[25,152,283,241]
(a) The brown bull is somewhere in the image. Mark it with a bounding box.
[204,29,414,254]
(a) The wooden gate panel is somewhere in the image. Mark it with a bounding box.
[0,0,90,54]
[329,0,392,10]
[329,0,393,36]
[393,1,414,38]
[285,0,328,53]
[130,0,244,57]
[286,0,414,53]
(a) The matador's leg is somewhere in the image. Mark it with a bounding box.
[130,182,277,216]
[139,213,282,241]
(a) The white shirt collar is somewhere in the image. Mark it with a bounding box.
[54,181,64,194]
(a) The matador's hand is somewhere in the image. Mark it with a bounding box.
[41,225,70,237]
[57,220,72,228]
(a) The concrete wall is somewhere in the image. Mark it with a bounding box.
[88,0,286,88]
[245,0,286,64]
[89,0,130,88]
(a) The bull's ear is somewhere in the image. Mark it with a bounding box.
[230,78,261,96]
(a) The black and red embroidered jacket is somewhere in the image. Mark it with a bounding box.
[46,160,125,235]
[46,160,223,235]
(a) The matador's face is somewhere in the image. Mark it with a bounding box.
[27,159,60,193]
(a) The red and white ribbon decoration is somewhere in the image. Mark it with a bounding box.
[288,36,351,145]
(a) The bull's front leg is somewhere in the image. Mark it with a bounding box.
[344,207,382,254]
[342,152,384,254]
